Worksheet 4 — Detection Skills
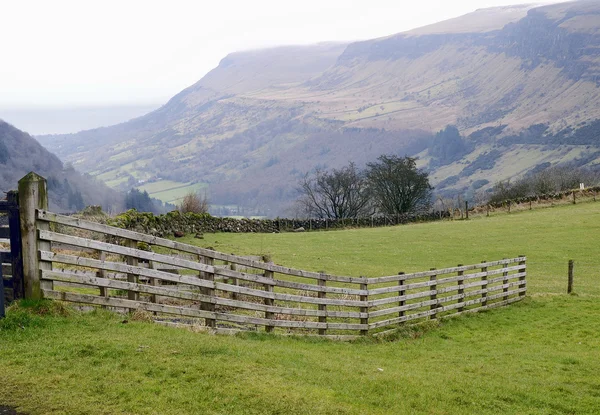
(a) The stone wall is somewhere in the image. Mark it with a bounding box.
[107,209,450,237]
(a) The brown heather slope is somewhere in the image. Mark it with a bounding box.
[37,1,600,215]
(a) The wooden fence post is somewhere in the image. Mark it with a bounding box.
[264,269,275,333]
[457,265,464,313]
[481,261,488,307]
[519,256,527,297]
[430,268,437,319]
[318,277,326,335]
[567,260,574,294]
[465,201,469,220]
[360,280,368,335]
[97,251,109,308]
[126,239,139,312]
[18,172,49,300]
[502,259,509,301]
[148,260,158,314]
[398,272,405,320]
[199,255,216,328]
[230,263,238,300]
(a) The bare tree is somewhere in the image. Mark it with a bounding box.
[179,191,209,214]
[365,155,433,215]
[297,163,373,219]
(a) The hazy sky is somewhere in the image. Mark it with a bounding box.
[1,0,552,108]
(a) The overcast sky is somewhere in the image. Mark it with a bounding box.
[1,0,553,109]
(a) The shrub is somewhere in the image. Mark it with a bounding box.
[179,191,209,214]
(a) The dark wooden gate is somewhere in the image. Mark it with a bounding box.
[0,191,24,317]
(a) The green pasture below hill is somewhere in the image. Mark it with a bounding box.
[1,201,599,414]
[136,180,207,204]
[182,201,600,297]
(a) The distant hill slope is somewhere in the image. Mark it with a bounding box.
[0,120,124,212]
[38,1,600,215]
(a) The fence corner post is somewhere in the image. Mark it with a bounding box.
[18,172,48,300]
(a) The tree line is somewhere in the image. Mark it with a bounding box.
[296,155,432,219]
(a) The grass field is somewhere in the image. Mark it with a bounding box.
[1,202,599,414]
[136,180,207,204]
[180,201,600,296]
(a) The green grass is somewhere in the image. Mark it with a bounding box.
[1,296,599,414]
[136,181,207,204]
[1,202,599,414]
[181,201,600,296]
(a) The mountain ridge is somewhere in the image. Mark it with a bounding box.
[37,1,600,214]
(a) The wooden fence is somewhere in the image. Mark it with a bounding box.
[33,208,526,338]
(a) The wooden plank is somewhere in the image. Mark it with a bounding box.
[264,269,275,333]
[200,255,216,328]
[429,269,437,320]
[41,230,367,296]
[368,274,526,308]
[360,282,368,335]
[398,272,405,320]
[457,265,465,313]
[41,290,368,331]
[41,270,367,319]
[367,266,521,295]
[38,216,53,294]
[370,258,526,284]
[37,210,367,284]
[40,231,366,295]
[318,278,326,335]
[215,266,368,296]
[40,251,368,307]
[369,289,437,307]
[97,251,108,304]
[39,230,215,273]
[519,258,527,297]
[368,283,523,319]
[502,260,509,301]
[481,261,488,307]
[126,239,139,308]
[369,288,526,329]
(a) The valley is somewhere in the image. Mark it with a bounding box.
[29,1,600,215]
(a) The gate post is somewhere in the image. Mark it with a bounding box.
[7,191,24,299]
[18,172,48,300]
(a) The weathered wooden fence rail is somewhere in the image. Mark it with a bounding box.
[5,173,528,335]
[33,207,527,337]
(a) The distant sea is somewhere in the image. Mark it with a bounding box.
[0,104,161,136]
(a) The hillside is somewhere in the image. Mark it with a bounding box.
[0,120,124,212]
[38,1,600,215]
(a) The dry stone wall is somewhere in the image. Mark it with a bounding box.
[107,209,449,237]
